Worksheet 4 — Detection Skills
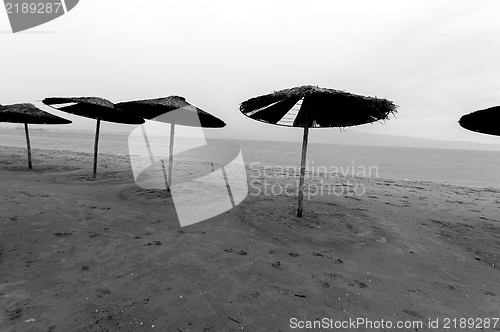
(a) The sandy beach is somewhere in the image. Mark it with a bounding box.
[1,145,500,331]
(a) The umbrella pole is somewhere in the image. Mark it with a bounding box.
[24,122,32,170]
[92,118,101,178]
[140,124,155,164]
[297,121,310,217]
[168,123,175,188]
[141,124,169,190]
[221,166,235,208]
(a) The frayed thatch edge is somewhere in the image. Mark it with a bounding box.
[240,85,398,128]
[0,103,72,125]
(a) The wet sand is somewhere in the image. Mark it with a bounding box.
[1,146,500,331]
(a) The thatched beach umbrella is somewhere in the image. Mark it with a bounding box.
[0,103,72,169]
[459,105,500,136]
[240,85,397,217]
[42,97,144,178]
[116,96,226,188]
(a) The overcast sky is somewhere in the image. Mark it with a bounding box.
[2,0,500,145]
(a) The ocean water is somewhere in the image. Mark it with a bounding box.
[1,127,500,188]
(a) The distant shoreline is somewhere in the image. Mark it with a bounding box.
[2,126,500,152]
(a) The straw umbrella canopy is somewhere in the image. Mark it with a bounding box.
[117,96,225,127]
[240,85,398,217]
[0,103,72,169]
[116,96,226,189]
[42,97,144,178]
[459,105,500,136]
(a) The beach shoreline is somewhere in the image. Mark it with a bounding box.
[2,126,500,189]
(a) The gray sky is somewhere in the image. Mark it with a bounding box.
[2,0,500,145]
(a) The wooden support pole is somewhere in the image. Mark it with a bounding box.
[221,166,235,208]
[297,112,310,217]
[140,124,155,164]
[92,118,100,178]
[24,122,32,170]
[168,123,175,188]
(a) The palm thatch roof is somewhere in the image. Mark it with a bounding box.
[240,85,398,128]
[116,96,225,128]
[43,97,144,125]
[459,105,500,137]
[0,103,72,124]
